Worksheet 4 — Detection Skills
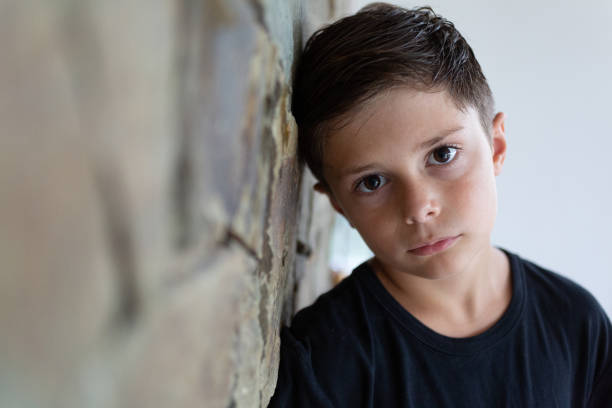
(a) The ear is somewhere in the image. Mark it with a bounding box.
[314,182,354,227]
[314,182,345,215]
[490,112,507,176]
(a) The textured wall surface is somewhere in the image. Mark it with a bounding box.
[0,1,344,407]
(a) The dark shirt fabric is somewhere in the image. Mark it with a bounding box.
[268,249,612,407]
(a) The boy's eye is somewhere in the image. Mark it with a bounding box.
[356,174,387,193]
[428,145,459,165]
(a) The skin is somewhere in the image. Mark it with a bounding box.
[317,87,511,338]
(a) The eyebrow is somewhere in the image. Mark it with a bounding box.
[419,126,464,150]
[341,126,464,178]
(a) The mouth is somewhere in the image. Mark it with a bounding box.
[407,235,461,256]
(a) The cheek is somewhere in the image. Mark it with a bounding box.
[453,157,498,227]
[351,207,389,242]
[338,186,391,224]
[341,198,394,253]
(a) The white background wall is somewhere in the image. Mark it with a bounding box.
[330,0,612,317]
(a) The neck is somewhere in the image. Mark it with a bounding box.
[372,245,510,325]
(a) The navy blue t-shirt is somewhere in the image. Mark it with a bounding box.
[268,249,612,407]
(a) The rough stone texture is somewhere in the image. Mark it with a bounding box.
[0,0,345,407]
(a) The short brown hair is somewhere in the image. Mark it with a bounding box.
[292,3,495,188]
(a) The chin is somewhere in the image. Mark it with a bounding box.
[406,250,464,279]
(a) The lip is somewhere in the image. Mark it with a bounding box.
[407,235,461,256]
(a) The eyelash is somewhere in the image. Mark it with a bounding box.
[353,144,463,193]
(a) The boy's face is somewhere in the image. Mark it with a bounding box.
[319,87,506,280]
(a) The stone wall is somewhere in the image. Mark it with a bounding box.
[0,1,345,407]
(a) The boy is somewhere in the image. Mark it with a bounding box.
[269,3,612,407]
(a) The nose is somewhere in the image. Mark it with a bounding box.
[400,182,440,225]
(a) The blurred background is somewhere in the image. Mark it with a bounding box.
[0,1,342,407]
[334,0,612,317]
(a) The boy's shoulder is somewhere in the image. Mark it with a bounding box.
[289,265,370,342]
[272,265,382,408]
[513,250,605,320]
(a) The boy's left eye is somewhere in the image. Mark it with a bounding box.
[427,146,459,165]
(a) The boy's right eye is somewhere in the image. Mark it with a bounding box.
[356,174,387,193]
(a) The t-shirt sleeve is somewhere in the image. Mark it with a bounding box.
[586,303,612,407]
[589,361,612,408]
[267,326,335,408]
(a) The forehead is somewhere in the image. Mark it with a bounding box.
[338,87,464,135]
[322,88,481,173]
